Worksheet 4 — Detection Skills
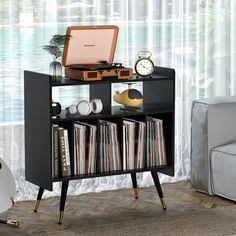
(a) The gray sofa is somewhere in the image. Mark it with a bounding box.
[190,96,236,200]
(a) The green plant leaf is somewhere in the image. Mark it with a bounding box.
[42,34,71,60]
[42,45,61,59]
[49,34,71,47]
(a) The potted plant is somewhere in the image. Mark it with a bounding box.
[42,34,70,82]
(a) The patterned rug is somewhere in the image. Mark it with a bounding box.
[1,181,235,236]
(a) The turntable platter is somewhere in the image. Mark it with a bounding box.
[69,64,115,71]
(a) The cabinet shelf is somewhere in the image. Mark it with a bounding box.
[52,165,173,182]
[24,66,175,191]
[54,104,174,121]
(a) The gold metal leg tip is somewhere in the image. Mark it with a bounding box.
[34,200,40,213]
[7,220,20,227]
[160,198,167,210]
[133,188,138,199]
[58,211,64,225]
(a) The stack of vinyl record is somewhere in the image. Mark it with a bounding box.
[146,117,167,167]
[123,119,146,170]
[98,120,121,172]
[74,122,97,175]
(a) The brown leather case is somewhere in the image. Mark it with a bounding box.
[62,25,132,81]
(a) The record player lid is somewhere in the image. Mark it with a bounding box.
[62,25,119,67]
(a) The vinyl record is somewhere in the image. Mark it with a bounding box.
[0,157,16,213]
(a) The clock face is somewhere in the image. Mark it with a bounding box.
[135,58,154,77]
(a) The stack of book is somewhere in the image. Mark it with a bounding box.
[98,120,121,172]
[146,117,167,167]
[52,125,71,178]
[74,122,97,175]
[123,119,146,170]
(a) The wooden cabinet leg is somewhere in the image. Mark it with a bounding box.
[58,181,69,225]
[34,187,44,212]
[131,173,138,199]
[151,171,166,210]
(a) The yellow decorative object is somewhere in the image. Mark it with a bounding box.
[113,84,143,109]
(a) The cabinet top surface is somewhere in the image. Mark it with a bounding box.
[24,67,175,87]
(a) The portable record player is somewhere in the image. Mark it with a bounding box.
[62,25,133,81]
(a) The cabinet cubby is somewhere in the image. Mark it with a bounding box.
[24,66,175,224]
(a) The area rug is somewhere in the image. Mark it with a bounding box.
[1,184,236,236]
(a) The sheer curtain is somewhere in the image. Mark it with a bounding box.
[0,0,235,200]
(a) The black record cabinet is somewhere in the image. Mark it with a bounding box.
[24,66,175,224]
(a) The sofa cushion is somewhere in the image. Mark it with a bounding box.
[211,142,236,201]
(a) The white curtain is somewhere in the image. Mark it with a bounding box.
[0,0,235,200]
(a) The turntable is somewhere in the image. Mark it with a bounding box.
[62,25,133,81]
